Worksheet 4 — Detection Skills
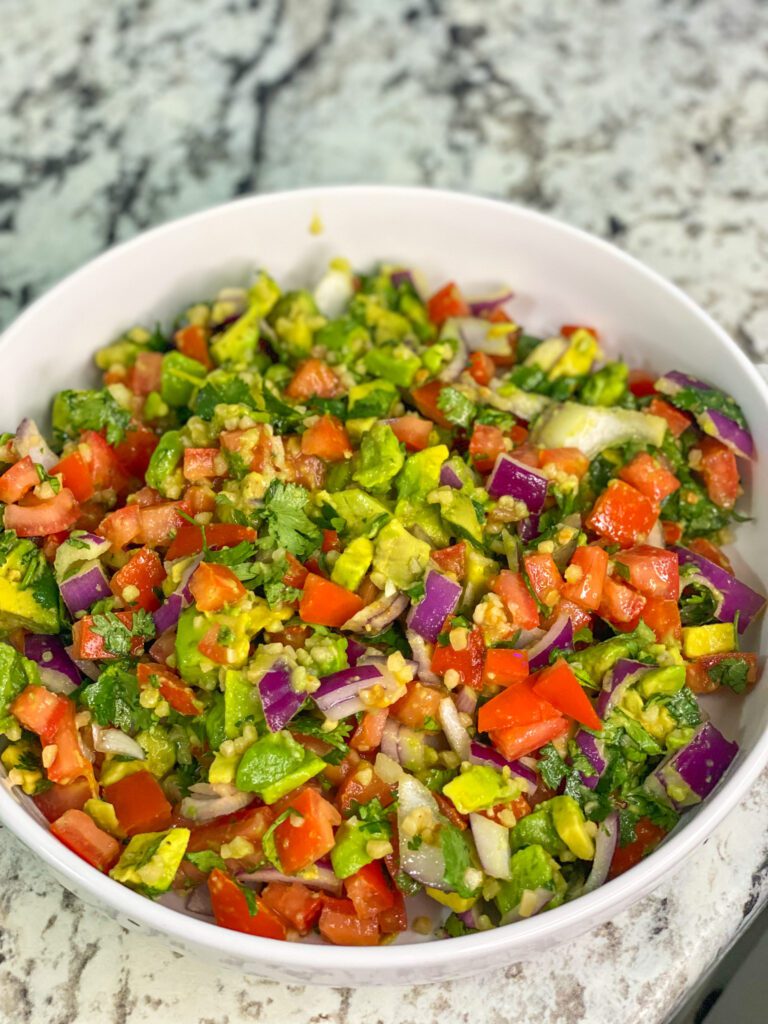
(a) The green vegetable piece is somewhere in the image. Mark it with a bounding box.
[258,480,322,559]
[371,520,431,590]
[580,362,629,407]
[530,402,667,460]
[175,607,219,688]
[110,827,190,895]
[80,661,153,734]
[364,345,421,387]
[568,622,655,685]
[396,445,449,504]
[235,730,324,803]
[330,819,379,879]
[136,725,177,778]
[509,804,566,857]
[203,692,226,752]
[267,290,324,362]
[443,765,522,815]
[331,536,374,592]
[549,329,601,381]
[492,382,552,421]
[495,844,566,917]
[305,628,348,678]
[0,532,60,634]
[0,642,40,736]
[51,388,131,446]
[83,797,123,836]
[98,759,147,788]
[321,489,392,539]
[223,668,263,739]
[436,387,477,429]
[160,352,207,408]
[431,488,485,546]
[347,379,398,419]
[1,738,43,794]
[315,317,370,358]
[636,665,686,699]
[142,391,170,422]
[210,272,281,366]
[549,795,595,860]
[145,430,183,496]
[461,548,498,611]
[523,337,569,371]
[352,424,405,493]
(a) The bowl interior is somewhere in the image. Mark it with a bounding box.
[0,187,766,981]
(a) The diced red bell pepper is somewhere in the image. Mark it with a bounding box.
[165,522,257,561]
[488,717,570,761]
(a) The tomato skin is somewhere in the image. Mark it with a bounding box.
[110,547,166,611]
[491,570,540,630]
[286,359,340,400]
[165,523,256,562]
[79,431,124,491]
[345,861,396,920]
[4,488,80,537]
[97,505,142,549]
[261,882,324,935]
[45,701,95,790]
[182,805,275,877]
[138,501,191,549]
[695,437,741,509]
[619,596,682,643]
[318,902,380,946]
[426,282,470,326]
[648,397,692,438]
[175,324,213,370]
[272,788,341,875]
[11,686,70,744]
[71,611,148,660]
[688,537,732,573]
[321,529,341,554]
[103,771,172,837]
[468,351,495,386]
[538,447,589,479]
[628,369,657,397]
[51,450,95,502]
[613,545,679,600]
[608,818,668,879]
[0,456,41,504]
[128,351,163,395]
[430,626,485,690]
[469,423,506,474]
[488,717,570,761]
[391,682,443,730]
[619,452,680,505]
[531,659,602,731]
[523,552,563,605]
[585,480,658,548]
[189,562,247,612]
[478,678,562,733]
[183,448,225,482]
[350,709,388,752]
[114,425,159,480]
[34,778,92,823]
[560,545,609,611]
[301,415,352,461]
[388,414,433,451]
[377,886,408,935]
[50,809,121,872]
[431,542,466,579]
[137,662,203,716]
[410,381,452,428]
[482,648,529,687]
[299,573,365,628]
[208,869,287,940]
[552,598,594,633]
[598,576,646,624]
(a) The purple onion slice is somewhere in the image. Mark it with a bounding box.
[673,546,765,634]
[487,454,549,512]
[407,570,462,643]
[259,661,303,733]
[527,614,573,672]
[646,722,738,810]
[59,563,111,617]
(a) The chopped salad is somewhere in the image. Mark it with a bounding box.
[0,262,762,945]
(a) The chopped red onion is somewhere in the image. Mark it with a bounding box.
[487,454,549,512]
[672,545,765,633]
[59,562,111,617]
[407,570,462,643]
[342,591,410,634]
[517,514,541,542]
[259,661,303,733]
[186,884,214,917]
[346,638,366,666]
[646,722,738,810]
[397,775,449,889]
[238,865,343,895]
[149,628,177,665]
[153,555,202,633]
[467,290,514,318]
[527,613,573,671]
[24,635,81,689]
[655,370,714,394]
[581,811,618,894]
[458,904,488,930]
[13,418,57,470]
[469,813,511,879]
[454,685,477,716]
[380,719,401,762]
[65,646,100,681]
[405,629,441,685]
[312,663,382,720]
[573,731,606,789]
[439,462,463,489]
[438,697,470,761]
[697,409,754,460]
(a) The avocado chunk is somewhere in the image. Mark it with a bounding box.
[347,379,398,419]
[364,345,421,387]
[549,328,601,380]
[321,489,392,539]
[370,520,431,590]
[223,668,263,740]
[331,536,374,592]
[211,271,281,366]
[235,730,324,803]
[110,827,190,894]
[509,803,566,857]
[330,816,388,879]
[352,424,405,493]
[549,795,595,860]
[636,665,686,698]
[430,487,485,546]
[266,289,325,363]
[0,532,60,634]
[443,765,522,815]
[175,606,219,688]
[495,844,566,917]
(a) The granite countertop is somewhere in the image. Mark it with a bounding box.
[1,0,767,1021]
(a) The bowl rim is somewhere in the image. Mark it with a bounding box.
[1,184,767,975]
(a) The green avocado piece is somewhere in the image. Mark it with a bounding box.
[211,272,281,366]
[329,819,378,879]
[549,329,601,380]
[364,345,421,387]
[636,665,686,699]
[461,548,498,611]
[580,362,629,407]
[443,766,522,815]
[267,289,325,363]
[509,804,566,857]
[331,536,374,593]
[352,424,405,493]
[370,520,431,590]
[495,844,566,917]
[315,317,370,359]
[235,730,324,803]
[347,379,398,419]
[431,488,485,546]
[136,725,177,778]
[321,489,392,539]
[549,795,595,859]
[523,337,569,371]
[110,827,190,894]
[160,352,207,407]
[223,668,263,739]
[145,430,183,497]
[394,445,451,547]
[175,606,219,688]
[0,532,60,634]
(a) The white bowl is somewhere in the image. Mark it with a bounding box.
[0,186,766,987]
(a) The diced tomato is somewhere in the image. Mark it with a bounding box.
[219,426,274,474]
[183,483,217,515]
[431,541,466,579]
[531,659,602,731]
[138,501,191,548]
[299,573,364,628]
[388,414,433,452]
[110,547,166,611]
[128,351,163,395]
[103,771,172,837]
[410,381,452,428]
[648,397,692,438]
[71,611,148,660]
[685,652,758,694]
[468,351,495,386]
[538,447,589,479]
[45,701,95,790]
[619,452,680,506]
[165,522,256,561]
[688,537,733,573]
[272,788,341,875]
[11,685,70,745]
[33,778,92,823]
[482,648,529,687]
[183,448,226,482]
[208,869,287,940]
[136,662,203,716]
[391,683,443,730]
[560,545,609,611]
[261,882,324,935]
[469,423,506,474]
[434,791,469,831]
[377,886,408,935]
[430,626,485,690]
[98,504,142,550]
[197,624,232,664]
[189,562,246,612]
[0,456,41,504]
[4,488,80,537]
[345,861,396,920]
[175,324,213,370]
[50,809,120,872]
[554,598,594,633]
[286,359,341,400]
[598,576,646,624]
[613,545,679,600]
[321,529,341,555]
[301,415,352,462]
[318,899,380,946]
[488,717,570,760]
[115,426,160,480]
[184,805,275,867]
[622,596,682,643]
[284,446,326,491]
[695,436,741,509]
[478,678,562,733]
[51,450,94,502]
[585,480,658,548]
[628,369,657,398]
[523,552,564,606]
[608,818,668,879]
[79,431,124,491]
[350,709,388,752]
[426,282,470,326]
[662,520,684,545]
[334,764,394,815]
[491,570,540,630]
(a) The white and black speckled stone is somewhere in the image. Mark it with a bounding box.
[0,0,767,1021]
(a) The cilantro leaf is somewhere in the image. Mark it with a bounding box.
[667,385,747,429]
[239,881,260,917]
[91,609,156,656]
[656,687,702,727]
[262,386,303,434]
[290,713,353,764]
[537,742,569,791]
[52,388,131,446]
[79,661,153,733]
[440,821,478,898]
[436,387,477,429]
[262,807,303,870]
[193,377,257,420]
[185,850,227,873]
[707,656,751,695]
[257,480,322,559]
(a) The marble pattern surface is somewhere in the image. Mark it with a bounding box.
[0,0,767,1021]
